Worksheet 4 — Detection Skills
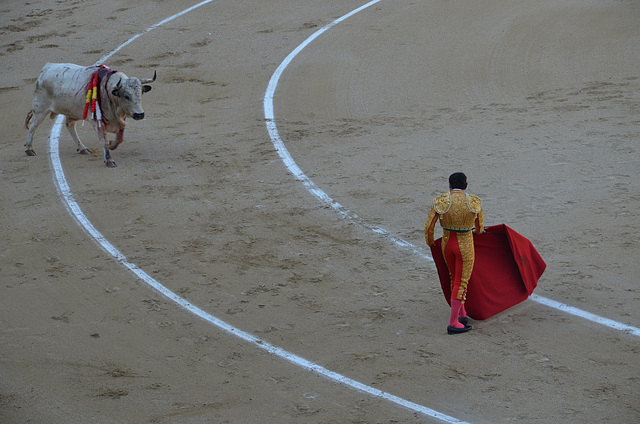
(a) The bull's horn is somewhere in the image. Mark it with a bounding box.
[140,71,157,84]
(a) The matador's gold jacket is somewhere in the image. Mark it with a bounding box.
[425,190,484,246]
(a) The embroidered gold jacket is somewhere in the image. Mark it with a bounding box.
[425,190,483,246]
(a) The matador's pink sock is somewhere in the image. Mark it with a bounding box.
[449,298,465,328]
[459,302,468,319]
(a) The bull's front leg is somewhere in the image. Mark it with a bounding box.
[65,118,91,155]
[103,147,116,167]
[109,128,125,150]
[92,121,117,168]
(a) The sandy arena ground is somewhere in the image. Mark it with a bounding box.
[1,1,639,423]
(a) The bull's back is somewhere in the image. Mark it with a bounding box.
[36,63,93,120]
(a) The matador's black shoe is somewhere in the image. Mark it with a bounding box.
[459,317,469,326]
[447,325,472,335]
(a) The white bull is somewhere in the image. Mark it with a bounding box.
[25,63,155,167]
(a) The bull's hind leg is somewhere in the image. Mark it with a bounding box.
[25,80,56,156]
[65,119,91,155]
[24,110,49,156]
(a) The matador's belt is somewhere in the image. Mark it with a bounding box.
[443,227,472,233]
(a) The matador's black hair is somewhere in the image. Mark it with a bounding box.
[449,172,468,190]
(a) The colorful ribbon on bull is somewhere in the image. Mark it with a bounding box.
[83,71,102,122]
[83,65,117,122]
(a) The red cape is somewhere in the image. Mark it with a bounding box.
[430,224,546,320]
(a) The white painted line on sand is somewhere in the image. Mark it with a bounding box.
[529,294,640,337]
[45,1,474,423]
[264,0,432,263]
[262,2,640,339]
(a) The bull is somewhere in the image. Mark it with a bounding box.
[25,63,156,167]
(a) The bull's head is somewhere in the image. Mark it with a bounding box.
[111,71,156,120]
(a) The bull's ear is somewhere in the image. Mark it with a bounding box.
[112,78,122,97]
[142,85,152,94]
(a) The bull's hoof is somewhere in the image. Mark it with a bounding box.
[25,149,37,156]
[105,160,118,168]
[109,142,122,151]
[77,148,91,155]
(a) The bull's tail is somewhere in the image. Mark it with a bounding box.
[25,110,34,129]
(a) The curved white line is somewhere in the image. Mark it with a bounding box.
[264,1,432,263]
[45,2,473,423]
[262,3,640,339]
